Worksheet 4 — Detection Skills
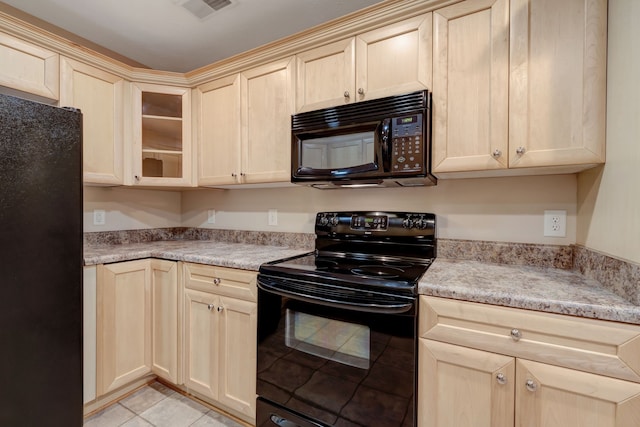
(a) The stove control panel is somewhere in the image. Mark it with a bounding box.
[315,211,436,238]
[351,214,388,230]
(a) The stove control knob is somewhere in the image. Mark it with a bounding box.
[330,216,339,226]
[318,216,329,226]
[402,218,414,229]
[416,218,428,229]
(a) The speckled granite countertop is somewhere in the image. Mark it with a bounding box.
[419,259,640,325]
[84,241,312,271]
[85,241,640,325]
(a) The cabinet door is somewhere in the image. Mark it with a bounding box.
[241,57,295,184]
[356,13,432,102]
[130,82,193,186]
[218,296,257,419]
[60,57,124,185]
[0,31,58,101]
[509,0,607,168]
[295,38,356,112]
[97,260,151,396]
[150,259,179,384]
[516,359,640,427]
[184,289,219,401]
[196,75,242,185]
[419,339,515,427]
[432,0,509,173]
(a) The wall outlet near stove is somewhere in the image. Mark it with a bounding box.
[207,209,216,224]
[268,209,278,226]
[544,210,566,237]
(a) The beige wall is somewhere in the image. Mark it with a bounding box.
[83,187,181,232]
[577,0,640,264]
[182,175,577,245]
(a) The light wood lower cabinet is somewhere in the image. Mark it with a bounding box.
[420,339,640,427]
[150,259,180,384]
[183,263,257,421]
[418,296,640,427]
[97,260,152,396]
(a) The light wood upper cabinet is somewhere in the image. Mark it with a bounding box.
[432,0,509,173]
[130,82,194,186]
[196,75,241,186]
[241,57,295,184]
[296,13,432,112]
[60,57,125,185]
[433,0,607,176]
[97,260,152,396]
[508,0,607,169]
[196,57,294,186]
[0,31,58,101]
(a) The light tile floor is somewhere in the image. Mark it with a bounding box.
[83,382,247,427]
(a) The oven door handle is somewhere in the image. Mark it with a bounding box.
[257,280,414,314]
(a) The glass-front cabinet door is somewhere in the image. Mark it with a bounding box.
[130,82,193,186]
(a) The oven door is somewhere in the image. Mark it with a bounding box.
[257,286,416,427]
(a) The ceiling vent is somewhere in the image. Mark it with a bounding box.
[181,0,232,19]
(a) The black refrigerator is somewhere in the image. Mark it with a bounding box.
[0,94,83,426]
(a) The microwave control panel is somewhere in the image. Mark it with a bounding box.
[390,113,424,173]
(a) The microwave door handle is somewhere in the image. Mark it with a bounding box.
[380,118,391,171]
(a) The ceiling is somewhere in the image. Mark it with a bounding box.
[1,0,383,73]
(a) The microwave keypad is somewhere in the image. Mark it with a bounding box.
[391,114,424,173]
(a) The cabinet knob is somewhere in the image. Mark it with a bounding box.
[213,277,221,285]
[510,328,522,341]
[492,149,502,158]
[357,87,365,95]
[134,175,141,181]
[525,379,537,392]
[344,91,350,98]
[231,173,237,177]
[217,306,224,312]
[240,172,245,176]
[496,373,508,385]
[207,304,214,311]
[516,146,526,155]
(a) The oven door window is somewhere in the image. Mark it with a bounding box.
[286,309,370,369]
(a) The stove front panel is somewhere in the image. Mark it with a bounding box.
[257,288,416,427]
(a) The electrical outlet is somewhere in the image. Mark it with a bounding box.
[268,209,278,226]
[544,210,566,237]
[207,209,216,224]
[93,209,106,226]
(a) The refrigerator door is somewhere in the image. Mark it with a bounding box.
[0,94,83,426]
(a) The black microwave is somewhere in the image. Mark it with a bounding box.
[291,90,436,188]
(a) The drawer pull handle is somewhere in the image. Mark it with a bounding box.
[510,328,522,341]
[525,379,537,392]
[344,91,350,98]
[217,306,224,312]
[213,278,221,285]
[496,373,507,385]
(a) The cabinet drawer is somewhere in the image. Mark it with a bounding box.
[420,296,640,383]
[183,263,257,302]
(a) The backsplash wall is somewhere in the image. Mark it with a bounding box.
[84,175,577,245]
